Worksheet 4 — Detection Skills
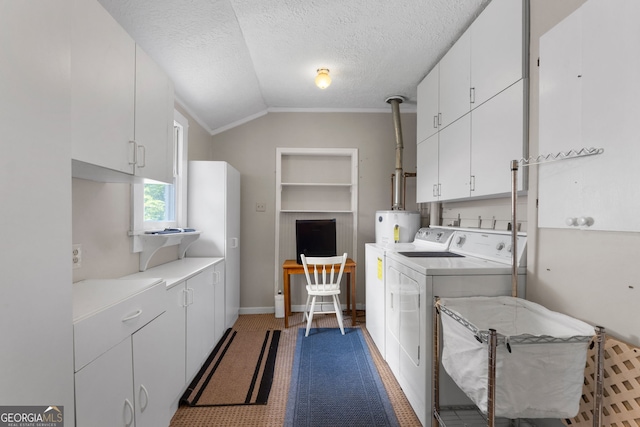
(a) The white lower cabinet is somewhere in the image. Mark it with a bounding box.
[75,313,170,427]
[185,263,225,382]
[132,313,171,427]
[163,261,226,401]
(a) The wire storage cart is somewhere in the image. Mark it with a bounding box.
[433,296,605,427]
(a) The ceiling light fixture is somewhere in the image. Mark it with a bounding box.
[315,68,331,89]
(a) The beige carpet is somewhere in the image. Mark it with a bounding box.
[169,311,421,427]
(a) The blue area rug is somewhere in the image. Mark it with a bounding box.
[285,328,399,427]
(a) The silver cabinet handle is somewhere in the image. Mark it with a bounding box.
[129,140,137,165]
[121,309,142,322]
[433,115,438,128]
[139,384,149,412]
[470,87,476,104]
[124,398,134,426]
[137,144,146,168]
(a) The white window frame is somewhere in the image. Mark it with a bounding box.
[131,109,189,233]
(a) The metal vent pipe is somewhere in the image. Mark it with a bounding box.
[386,95,405,210]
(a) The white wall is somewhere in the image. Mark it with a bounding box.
[526,0,638,347]
[210,111,418,310]
[1,2,75,423]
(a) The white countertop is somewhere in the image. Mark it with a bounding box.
[122,257,223,289]
[72,278,164,323]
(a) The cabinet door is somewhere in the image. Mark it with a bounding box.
[71,0,135,175]
[416,65,439,142]
[134,45,175,183]
[398,272,424,421]
[470,0,524,107]
[164,283,188,404]
[186,267,216,381]
[213,262,226,344]
[385,266,401,377]
[225,165,241,329]
[438,115,471,201]
[133,313,171,427]
[416,134,439,203]
[75,338,135,427]
[539,0,640,231]
[439,29,471,129]
[471,81,525,197]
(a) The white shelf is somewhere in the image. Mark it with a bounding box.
[275,147,359,295]
[130,231,201,271]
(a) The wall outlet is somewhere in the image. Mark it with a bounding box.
[72,244,82,269]
[256,202,266,212]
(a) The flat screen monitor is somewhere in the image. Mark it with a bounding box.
[295,219,337,264]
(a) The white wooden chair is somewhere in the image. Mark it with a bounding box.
[300,253,347,337]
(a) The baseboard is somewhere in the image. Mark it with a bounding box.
[238,303,366,315]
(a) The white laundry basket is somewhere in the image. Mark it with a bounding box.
[438,296,595,419]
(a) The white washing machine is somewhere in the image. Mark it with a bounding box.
[365,227,456,358]
[384,228,527,426]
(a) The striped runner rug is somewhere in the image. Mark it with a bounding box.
[181,328,281,407]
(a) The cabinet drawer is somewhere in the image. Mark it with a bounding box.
[73,279,165,371]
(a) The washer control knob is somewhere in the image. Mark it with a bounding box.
[455,235,466,246]
[506,244,513,253]
[496,242,505,251]
[565,217,578,226]
[578,216,593,226]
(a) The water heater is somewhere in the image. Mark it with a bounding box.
[375,210,420,244]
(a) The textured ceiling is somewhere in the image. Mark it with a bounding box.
[97,0,490,134]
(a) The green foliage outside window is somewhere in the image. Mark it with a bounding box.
[144,184,168,221]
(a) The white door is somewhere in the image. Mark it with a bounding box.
[164,283,188,404]
[438,115,471,201]
[75,338,135,427]
[365,245,385,357]
[385,265,401,377]
[133,313,171,427]
[417,65,440,142]
[439,29,471,128]
[471,80,525,197]
[70,0,135,174]
[186,268,216,381]
[225,164,241,328]
[416,134,439,203]
[134,45,174,183]
[213,261,227,344]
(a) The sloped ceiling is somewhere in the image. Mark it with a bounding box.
[98,0,490,134]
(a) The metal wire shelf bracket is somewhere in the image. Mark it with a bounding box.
[509,147,604,297]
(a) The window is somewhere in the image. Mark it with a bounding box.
[131,109,189,233]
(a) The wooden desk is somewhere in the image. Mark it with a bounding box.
[282,258,357,328]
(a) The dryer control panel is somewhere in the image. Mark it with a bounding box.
[450,230,527,267]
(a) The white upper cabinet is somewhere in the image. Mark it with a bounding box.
[135,45,175,183]
[71,0,135,176]
[438,115,471,201]
[416,134,439,203]
[439,29,471,129]
[416,65,439,143]
[470,0,525,108]
[538,0,640,232]
[71,0,174,183]
[470,80,525,197]
[415,0,528,203]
